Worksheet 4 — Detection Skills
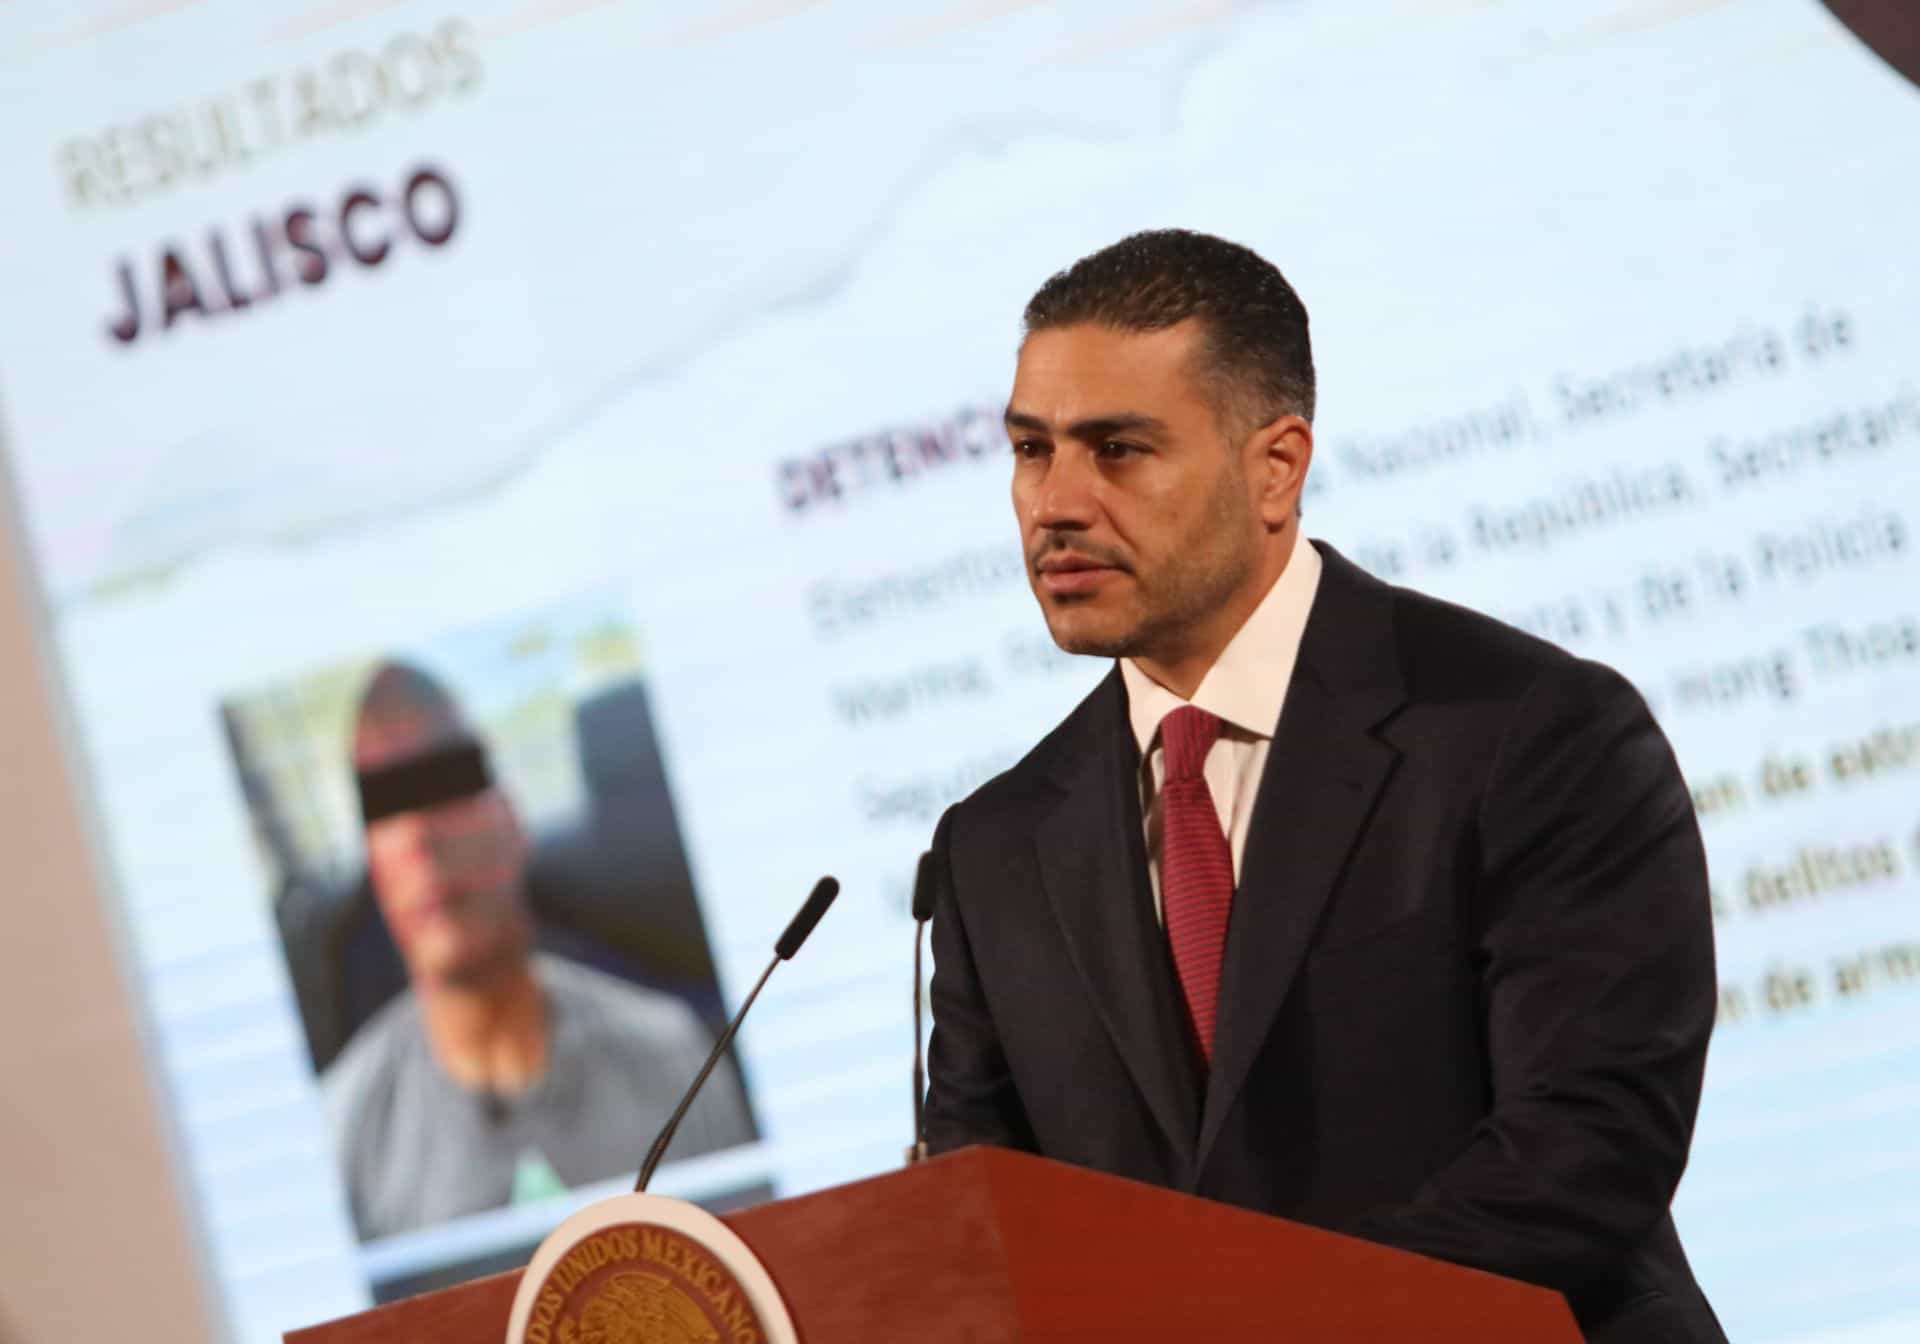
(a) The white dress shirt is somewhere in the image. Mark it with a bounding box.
[1120,539,1323,922]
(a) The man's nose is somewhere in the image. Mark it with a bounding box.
[382,813,434,857]
[1029,447,1100,531]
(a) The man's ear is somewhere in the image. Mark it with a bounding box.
[1249,413,1313,528]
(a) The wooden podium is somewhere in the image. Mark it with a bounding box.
[287,1146,1581,1342]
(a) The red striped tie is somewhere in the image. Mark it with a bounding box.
[1158,705,1233,1068]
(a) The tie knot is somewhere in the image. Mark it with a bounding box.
[1159,705,1223,783]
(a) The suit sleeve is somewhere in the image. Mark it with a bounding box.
[922,806,1038,1155]
[1348,659,1717,1300]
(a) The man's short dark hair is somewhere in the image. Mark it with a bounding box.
[1022,228,1315,430]
[354,661,465,749]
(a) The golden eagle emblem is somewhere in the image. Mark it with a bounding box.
[559,1270,721,1344]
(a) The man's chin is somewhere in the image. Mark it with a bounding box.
[1041,611,1139,660]
[409,935,523,992]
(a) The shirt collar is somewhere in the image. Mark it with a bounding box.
[1120,537,1324,754]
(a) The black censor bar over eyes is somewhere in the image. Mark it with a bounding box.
[356,738,493,825]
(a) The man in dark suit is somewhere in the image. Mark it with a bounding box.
[924,229,1727,1343]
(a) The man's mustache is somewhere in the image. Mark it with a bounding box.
[1029,535,1134,573]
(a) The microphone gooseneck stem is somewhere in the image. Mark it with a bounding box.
[635,956,777,1193]
[909,916,928,1162]
[632,876,838,1194]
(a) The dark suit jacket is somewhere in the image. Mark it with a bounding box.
[925,542,1726,1343]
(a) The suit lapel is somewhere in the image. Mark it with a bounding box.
[1035,670,1202,1170]
[1196,545,1406,1170]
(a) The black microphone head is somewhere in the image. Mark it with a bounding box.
[775,875,839,959]
[911,850,937,923]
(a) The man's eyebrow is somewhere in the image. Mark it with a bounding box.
[1002,409,1171,438]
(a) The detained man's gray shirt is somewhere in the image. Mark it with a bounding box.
[323,954,754,1240]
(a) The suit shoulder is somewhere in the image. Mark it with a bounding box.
[1380,576,1635,706]
[948,668,1115,825]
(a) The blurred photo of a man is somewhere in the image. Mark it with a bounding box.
[324,662,753,1240]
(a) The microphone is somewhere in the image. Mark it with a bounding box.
[907,851,936,1164]
[635,875,840,1192]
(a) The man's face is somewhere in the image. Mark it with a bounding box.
[1007,319,1269,665]
[358,719,531,991]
